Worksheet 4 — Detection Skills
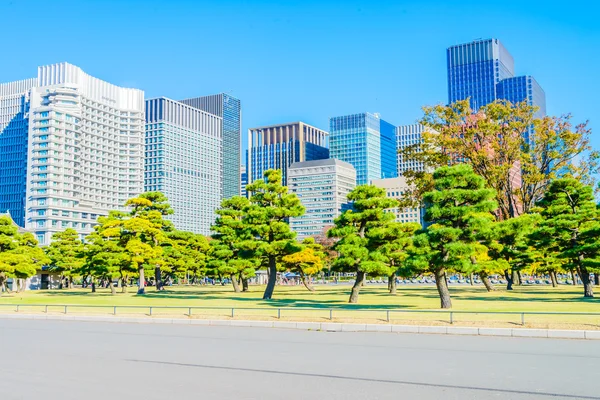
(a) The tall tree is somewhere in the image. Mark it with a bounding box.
[531,178,600,297]
[328,185,398,303]
[165,230,211,286]
[406,164,498,308]
[369,222,421,294]
[243,170,304,300]
[0,216,21,292]
[45,229,84,289]
[210,196,256,292]
[400,100,598,220]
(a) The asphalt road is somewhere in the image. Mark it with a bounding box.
[0,319,598,400]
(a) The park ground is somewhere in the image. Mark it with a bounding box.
[1,284,599,329]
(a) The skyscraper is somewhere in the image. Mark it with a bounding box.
[0,78,37,227]
[289,159,356,240]
[145,97,222,234]
[396,124,427,176]
[180,94,241,199]
[247,121,329,186]
[329,112,397,185]
[0,63,145,244]
[371,177,424,226]
[447,39,546,119]
[240,165,247,198]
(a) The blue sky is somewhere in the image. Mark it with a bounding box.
[1,0,598,159]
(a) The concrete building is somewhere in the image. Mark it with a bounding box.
[247,122,329,186]
[289,159,356,240]
[0,63,146,245]
[179,94,241,198]
[145,97,222,234]
[329,112,397,185]
[371,177,423,225]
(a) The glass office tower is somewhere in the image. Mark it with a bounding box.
[180,94,241,199]
[447,38,546,121]
[247,122,329,186]
[329,112,397,185]
[145,97,222,235]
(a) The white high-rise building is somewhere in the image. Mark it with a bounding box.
[0,63,145,245]
[289,159,356,240]
[396,124,428,175]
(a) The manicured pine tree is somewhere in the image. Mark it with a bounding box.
[45,228,84,289]
[407,164,497,308]
[369,222,421,294]
[210,196,256,292]
[243,170,304,300]
[328,185,398,303]
[531,178,600,298]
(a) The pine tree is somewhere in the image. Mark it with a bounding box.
[328,185,398,303]
[45,229,84,289]
[531,178,600,297]
[243,170,304,300]
[407,164,497,308]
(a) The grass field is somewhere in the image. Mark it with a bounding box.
[1,284,599,329]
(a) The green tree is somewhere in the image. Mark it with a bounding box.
[328,185,398,303]
[531,178,600,297]
[370,222,421,294]
[210,196,256,292]
[165,230,211,285]
[45,228,84,289]
[0,216,21,292]
[406,164,497,308]
[282,237,325,292]
[243,170,304,300]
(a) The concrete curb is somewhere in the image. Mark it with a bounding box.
[0,313,598,340]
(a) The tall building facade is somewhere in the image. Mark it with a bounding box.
[329,112,397,185]
[145,97,222,235]
[0,63,145,245]
[0,78,37,226]
[447,39,546,120]
[396,124,427,175]
[180,94,241,198]
[371,177,424,225]
[289,159,356,240]
[247,121,328,186]
[240,165,247,198]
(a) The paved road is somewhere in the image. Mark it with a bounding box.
[1,319,598,399]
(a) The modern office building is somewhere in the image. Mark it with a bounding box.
[396,124,427,175]
[289,159,356,240]
[329,112,397,185]
[371,177,423,225]
[0,78,37,227]
[447,38,546,121]
[179,94,241,198]
[247,121,329,186]
[145,97,222,235]
[240,165,247,198]
[0,63,145,245]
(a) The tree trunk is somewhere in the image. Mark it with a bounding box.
[109,280,116,295]
[517,271,523,286]
[504,269,514,290]
[262,256,277,300]
[241,276,249,292]
[349,271,365,303]
[579,267,594,298]
[300,272,315,292]
[434,268,452,309]
[68,277,73,289]
[388,272,397,294]
[595,274,600,286]
[571,270,578,285]
[469,273,474,286]
[91,278,96,293]
[155,266,163,291]
[137,267,145,295]
[121,282,127,293]
[550,271,558,287]
[480,272,494,292]
[231,274,241,293]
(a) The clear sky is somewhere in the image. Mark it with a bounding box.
[1,0,598,160]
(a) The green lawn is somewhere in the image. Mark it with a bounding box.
[1,284,598,328]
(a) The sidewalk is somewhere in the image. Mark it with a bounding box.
[1,312,599,340]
